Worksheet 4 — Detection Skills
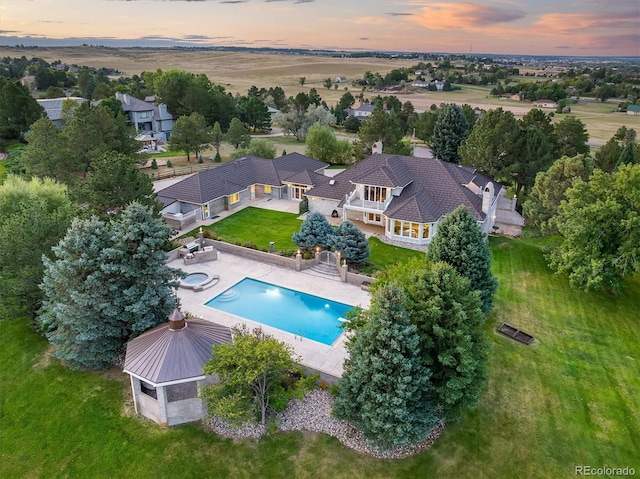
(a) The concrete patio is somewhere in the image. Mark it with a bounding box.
[170,250,371,380]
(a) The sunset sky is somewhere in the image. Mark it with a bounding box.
[1,0,638,57]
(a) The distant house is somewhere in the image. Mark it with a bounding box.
[501,93,521,102]
[36,97,89,128]
[345,101,391,119]
[626,105,640,116]
[411,80,429,88]
[532,99,558,108]
[156,153,329,228]
[305,143,502,246]
[115,92,174,141]
[335,76,347,83]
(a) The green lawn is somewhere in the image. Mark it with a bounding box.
[2,237,638,478]
[184,207,424,271]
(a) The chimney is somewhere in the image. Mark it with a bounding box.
[482,183,493,215]
[372,141,383,154]
[168,307,186,331]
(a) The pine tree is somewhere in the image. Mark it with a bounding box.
[291,212,334,252]
[426,206,498,314]
[225,117,251,149]
[333,283,438,450]
[375,259,489,420]
[431,104,470,164]
[330,220,369,265]
[38,203,182,369]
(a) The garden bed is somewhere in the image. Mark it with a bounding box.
[497,323,534,345]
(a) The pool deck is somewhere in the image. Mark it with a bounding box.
[170,251,371,379]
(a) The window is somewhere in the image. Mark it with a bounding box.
[392,220,424,239]
[367,213,381,223]
[229,193,239,204]
[364,185,387,202]
[423,224,430,239]
[264,185,272,194]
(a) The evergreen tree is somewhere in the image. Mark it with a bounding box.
[330,220,369,265]
[38,203,182,369]
[431,104,470,164]
[373,259,489,420]
[595,137,623,173]
[0,78,45,140]
[291,212,334,252]
[554,116,590,157]
[333,283,438,450]
[225,117,251,149]
[617,141,637,167]
[211,121,224,156]
[71,152,160,215]
[0,176,74,319]
[426,206,498,314]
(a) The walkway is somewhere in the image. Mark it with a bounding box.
[494,190,525,237]
[171,251,371,380]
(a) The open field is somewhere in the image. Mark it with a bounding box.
[1,236,638,478]
[3,46,638,142]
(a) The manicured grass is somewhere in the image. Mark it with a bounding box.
[185,208,423,271]
[186,207,303,252]
[2,237,638,478]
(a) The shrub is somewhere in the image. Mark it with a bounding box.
[166,159,173,168]
[243,241,258,250]
[298,196,309,215]
[151,158,158,169]
[214,152,222,163]
[198,154,204,164]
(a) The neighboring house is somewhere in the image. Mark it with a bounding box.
[626,105,640,116]
[305,144,502,247]
[36,97,89,128]
[157,153,329,228]
[411,80,429,88]
[345,101,391,119]
[115,92,174,141]
[532,99,558,108]
[501,93,521,102]
[335,76,347,83]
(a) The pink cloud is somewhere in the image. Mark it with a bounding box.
[408,2,527,31]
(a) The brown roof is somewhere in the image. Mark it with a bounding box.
[157,153,327,206]
[123,317,232,385]
[307,154,501,223]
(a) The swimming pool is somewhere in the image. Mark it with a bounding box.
[205,278,353,345]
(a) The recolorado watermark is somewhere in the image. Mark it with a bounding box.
[575,466,636,476]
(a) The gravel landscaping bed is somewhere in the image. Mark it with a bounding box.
[205,388,444,459]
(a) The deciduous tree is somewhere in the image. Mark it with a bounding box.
[0,78,44,140]
[522,154,594,235]
[548,164,640,294]
[169,112,212,161]
[333,284,438,450]
[425,206,498,314]
[305,123,352,164]
[203,326,299,426]
[0,176,74,319]
[459,107,520,182]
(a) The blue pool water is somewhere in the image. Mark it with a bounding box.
[205,278,353,345]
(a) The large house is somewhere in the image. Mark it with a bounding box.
[36,97,90,128]
[157,153,329,229]
[115,92,174,141]
[305,144,502,247]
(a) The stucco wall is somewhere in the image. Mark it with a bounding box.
[308,197,341,217]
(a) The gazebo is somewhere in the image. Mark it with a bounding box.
[123,308,232,427]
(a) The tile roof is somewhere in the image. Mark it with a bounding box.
[123,317,232,385]
[157,153,327,206]
[307,153,500,223]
